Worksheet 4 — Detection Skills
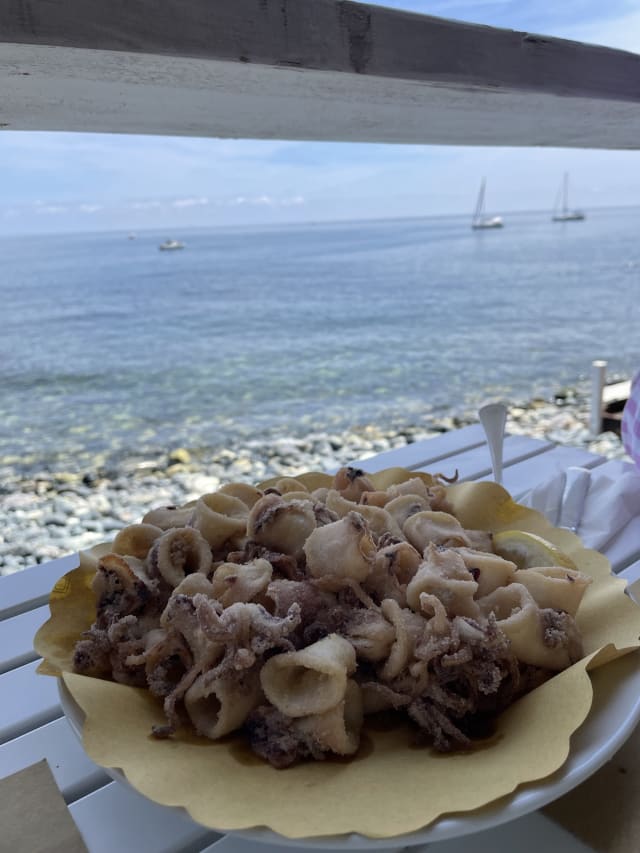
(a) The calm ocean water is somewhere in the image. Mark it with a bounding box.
[1,209,639,474]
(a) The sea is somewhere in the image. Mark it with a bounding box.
[1,207,639,477]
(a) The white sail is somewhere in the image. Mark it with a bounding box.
[472,178,503,229]
[552,173,585,222]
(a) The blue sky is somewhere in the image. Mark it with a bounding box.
[2,0,640,233]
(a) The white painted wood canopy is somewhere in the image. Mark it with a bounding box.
[1,0,640,147]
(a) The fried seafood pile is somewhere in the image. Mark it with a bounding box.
[73,467,591,767]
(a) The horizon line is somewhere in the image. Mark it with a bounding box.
[1,201,638,239]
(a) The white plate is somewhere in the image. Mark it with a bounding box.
[59,649,640,850]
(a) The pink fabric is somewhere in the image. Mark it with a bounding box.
[622,371,640,469]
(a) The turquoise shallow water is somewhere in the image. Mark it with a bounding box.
[1,209,638,472]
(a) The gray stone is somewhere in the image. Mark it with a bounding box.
[87,494,112,514]
[43,514,68,527]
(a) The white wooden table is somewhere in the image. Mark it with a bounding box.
[2,424,640,853]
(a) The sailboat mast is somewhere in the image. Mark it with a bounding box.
[552,172,584,222]
[474,178,486,222]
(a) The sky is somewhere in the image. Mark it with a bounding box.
[2,0,640,234]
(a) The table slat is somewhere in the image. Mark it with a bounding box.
[0,554,78,621]
[0,661,61,745]
[620,560,640,587]
[70,781,220,853]
[416,434,552,482]
[427,811,594,853]
[356,423,487,472]
[0,716,109,802]
[0,604,48,675]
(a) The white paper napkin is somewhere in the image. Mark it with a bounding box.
[520,465,640,552]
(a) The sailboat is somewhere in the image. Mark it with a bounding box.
[471,178,504,229]
[552,172,585,222]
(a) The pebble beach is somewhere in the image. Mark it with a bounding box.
[0,382,629,575]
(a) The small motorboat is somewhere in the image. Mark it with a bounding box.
[158,239,185,251]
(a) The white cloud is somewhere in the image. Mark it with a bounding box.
[129,200,163,210]
[229,194,304,207]
[78,203,103,213]
[565,8,640,52]
[230,194,273,206]
[35,204,67,215]
[171,196,209,208]
[400,0,512,11]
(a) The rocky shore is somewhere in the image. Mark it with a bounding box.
[0,384,630,575]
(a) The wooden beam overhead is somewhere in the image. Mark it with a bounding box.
[1,0,640,147]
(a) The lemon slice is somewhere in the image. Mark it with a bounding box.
[493,530,577,570]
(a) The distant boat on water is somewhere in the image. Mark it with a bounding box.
[128,232,137,240]
[471,178,504,230]
[552,172,585,222]
[159,239,185,251]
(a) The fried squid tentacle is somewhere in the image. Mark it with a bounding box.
[92,553,160,628]
[210,558,273,607]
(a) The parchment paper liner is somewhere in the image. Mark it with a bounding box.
[34,471,640,840]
